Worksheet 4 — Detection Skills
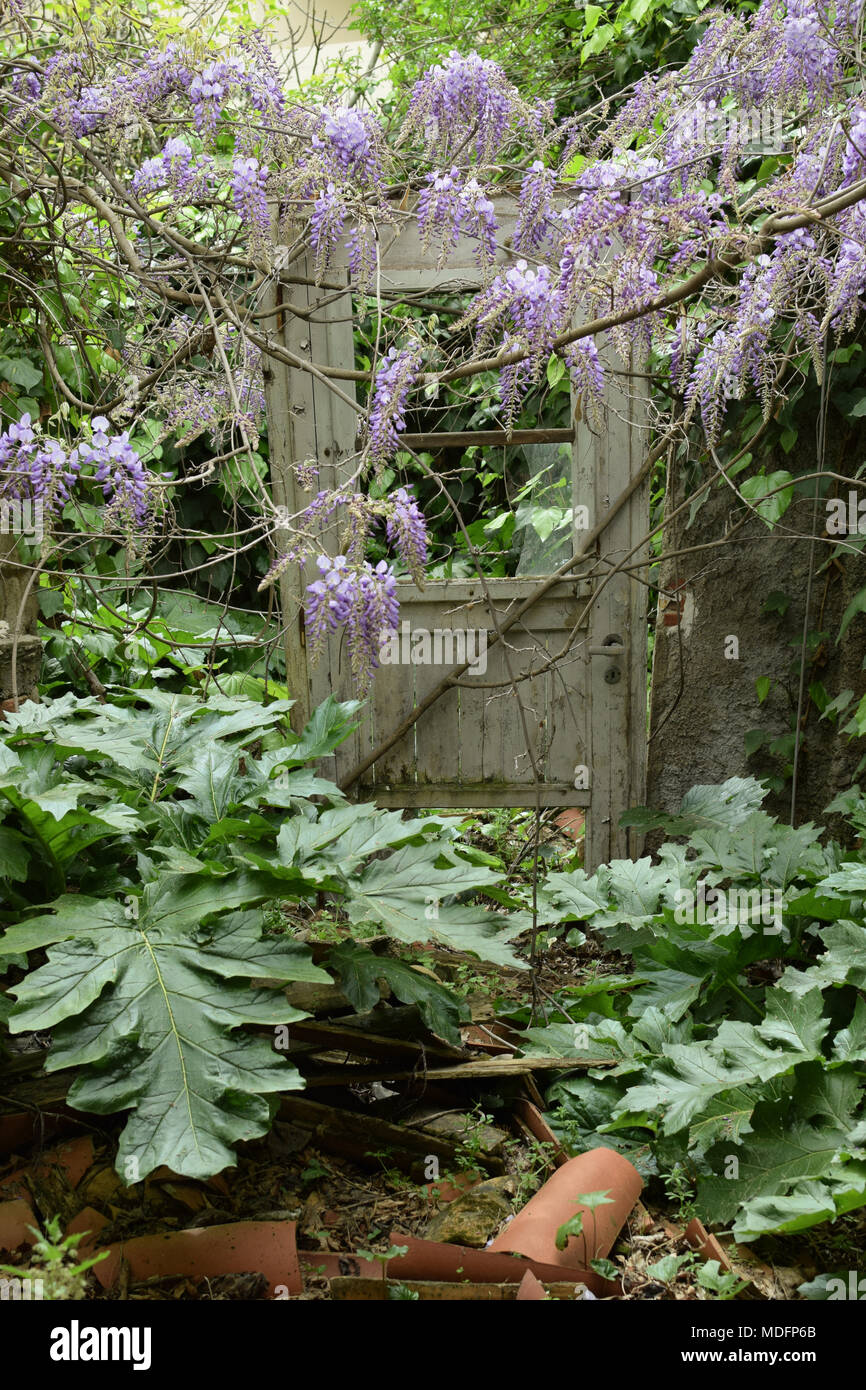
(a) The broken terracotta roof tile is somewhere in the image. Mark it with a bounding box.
[488,1148,642,1270]
[0,1198,38,1255]
[513,1099,568,1167]
[64,1206,110,1259]
[386,1232,617,1297]
[516,1269,548,1300]
[93,1220,302,1297]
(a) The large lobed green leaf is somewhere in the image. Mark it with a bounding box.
[0,874,327,1180]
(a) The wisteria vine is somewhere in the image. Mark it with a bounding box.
[2,1,866,688]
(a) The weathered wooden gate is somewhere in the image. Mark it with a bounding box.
[262,203,648,867]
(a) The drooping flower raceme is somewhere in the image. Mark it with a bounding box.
[826,202,866,333]
[385,487,428,582]
[189,57,245,133]
[310,183,347,277]
[564,339,606,432]
[305,553,399,692]
[403,49,543,163]
[466,259,560,420]
[514,161,557,254]
[131,138,215,201]
[300,106,389,277]
[70,417,156,536]
[0,415,79,515]
[368,342,424,468]
[684,251,783,440]
[0,415,159,551]
[317,107,385,184]
[231,156,270,232]
[417,170,499,267]
[780,0,839,104]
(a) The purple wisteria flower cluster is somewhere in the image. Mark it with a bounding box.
[305,553,399,692]
[417,170,499,267]
[404,50,545,163]
[231,156,270,233]
[302,107,390,278]
[368,342,424,468]
[189,57,246,133]
[464,259,560,421]
[0,414,78,516]
[385,487,428,583]
[132,138,215,201]
[0,415,158,550]
[260,484,428,683]
[44,41,194,139]
[24,0,866,680]
[70,417,155,534]
[316,107,384,182]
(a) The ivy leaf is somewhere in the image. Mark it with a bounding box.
[0,876,327,1181]
[740,471,794,527]
[838,585,866,643]
[646,1253,690,1282]
[0,355,43,391]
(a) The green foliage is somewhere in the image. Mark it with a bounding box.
[0,1216,109,1301]
[0,693,524,1179]
[527,779,866,1242]
[328,940,468,1044]
[2,892,318,1182]
[554,1189,614,1259]
[353,0,717,115]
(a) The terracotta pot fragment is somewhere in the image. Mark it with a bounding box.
[555,809,586,842]
[513,1100,568,1167]
[516,1269,548,1300]
[0,1110,70,1156]
[300,1251,383,1281]
[94,1220,301,1296]
[425,1172,479,1203]
[64,1206,110,1259]
[0,1135,95,1202]
[0,1198,37,1254]
[386,1232,618,1297]
[488,1148,642,1269]
[685,1216,731,1270]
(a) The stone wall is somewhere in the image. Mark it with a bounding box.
[646,421,866,840]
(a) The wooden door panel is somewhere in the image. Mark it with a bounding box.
[261,212,646,862]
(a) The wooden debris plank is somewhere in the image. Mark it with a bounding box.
[297,1054,615,1085]
[329,1277,584,1300]
[277,1095,505,1175]
[286,1019,466,1064]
